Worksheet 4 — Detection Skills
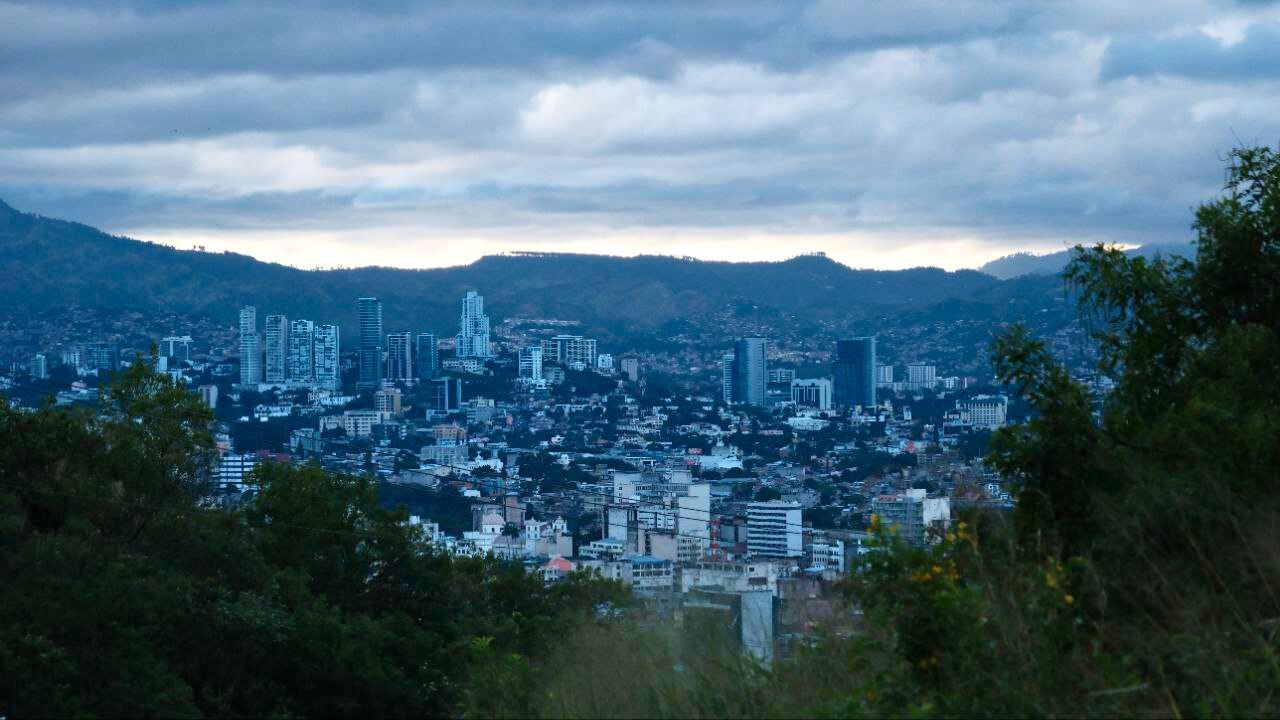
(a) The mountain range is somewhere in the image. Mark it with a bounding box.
[1,197,1073,337]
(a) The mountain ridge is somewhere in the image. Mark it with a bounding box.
[0,197,1056,336]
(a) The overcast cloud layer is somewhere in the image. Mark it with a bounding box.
[2,0,1279,270]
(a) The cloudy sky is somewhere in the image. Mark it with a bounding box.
[2,0,1279,271]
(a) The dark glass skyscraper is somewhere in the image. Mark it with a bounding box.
[357,297,383,391]
[733,337,767,406]
[833,337,876,409]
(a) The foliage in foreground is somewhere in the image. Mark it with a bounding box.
[0,358,627,718]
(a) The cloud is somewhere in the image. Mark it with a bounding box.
[0,0,1277,271]
[1101,23,1280,81]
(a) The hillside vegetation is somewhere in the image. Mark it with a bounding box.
[0,199,1037,335]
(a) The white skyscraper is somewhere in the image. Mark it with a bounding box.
[264,314,288,384]
[314,324,340,391]
[238,306,261,385]
[518,345,543,381]
[455,291,491,358]
[288,319,315,383]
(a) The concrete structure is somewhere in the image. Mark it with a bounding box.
[288,319,314,383]
[518,345,543,381]
[790,378,832,410]
[620,357,640,382]
[160,335,192,363]
[747,501,802,558]
[907,363,937,388]
[374,387,402,416]
[314,324,340,391]
[541,334,597,368]
[872,488,951,547]
[957,394,1009,429]
[720,352,736,404]
[264,314,288,384]
[198,384,218,409]
[30,353,48,379]
[342,409,383,438]
[238,306,261,385]
[456,291,492,358]
[215,453,259,491]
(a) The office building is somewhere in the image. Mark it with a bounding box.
[541,334,597,368]
[720,352,736,404]
[518,345,543,381]
[432,377,463,413]
[215,453,259,492]
[288,320,314,383]
[872,489,951,547]
[620,357,640,383]
[415,332,439,379]
[747,501,802,558]
[263,314,288,384]
[833,337,876,410]
[238,306,261,385]
[314,324,340,391]
[198,384,218,409]
[30,353,48,380]
[455,291,491,358]
[957,395,1009,429]
[161,335,193,363]
[876,364,894,385]
[907,363,937,388]
[733,337,767,406]
[791,378,832,410]
[768,368,796,384]
[374,387,403,416]
[357,297,383,391]
[385,331,414,382]
[82,343,120,373]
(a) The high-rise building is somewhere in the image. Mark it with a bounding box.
[264,314,289,384]
[357,297,383,391]
[620,357,640,383]
[81,343,119,373]
[198,384,219,409]
[314,324,340,391]
[161,335,193,363]
[238,306,261,385]
[747,501,802,558]
[907,363,937,388]
[431,377,463,413]
[30,353,49,379]
[720,352,736,404]
[288,320,315,383]
[791,378,832,410]
[518,345,543,380]
[455,291,491,358]
[415,332,439,379]
[833,337,876,410]
[876,364,894,385]
[541,334,597,368]
[374,387,403,416]
[385,331,414,382]
[733,337,767,406]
